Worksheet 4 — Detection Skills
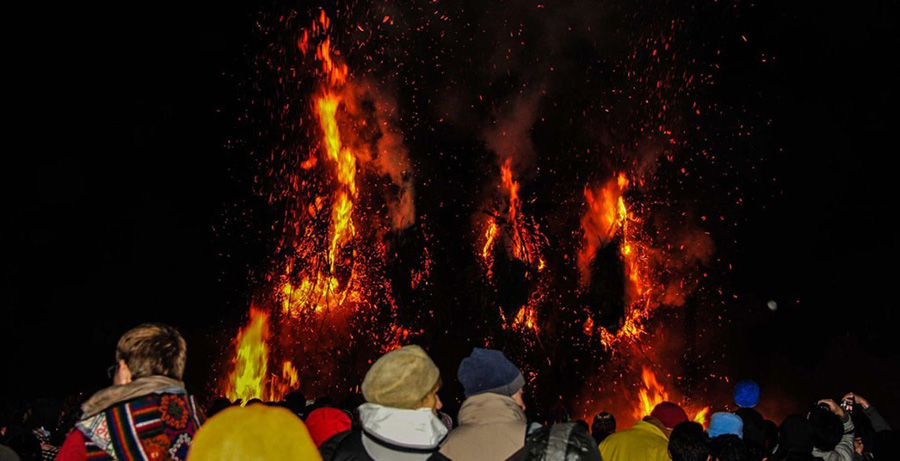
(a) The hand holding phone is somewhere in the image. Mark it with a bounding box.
[840,394,855,413]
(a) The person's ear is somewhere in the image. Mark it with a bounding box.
[512,389,526,411]
[115,359,133,385]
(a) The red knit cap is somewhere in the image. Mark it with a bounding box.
[650,401,688,429]
[304,407,352,447]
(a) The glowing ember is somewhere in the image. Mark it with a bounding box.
[220,4,721,415]
[224,10,420,400]
[482,220,499,265]
[513,304,539,331]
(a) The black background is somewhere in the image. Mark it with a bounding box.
[3,0,898,426]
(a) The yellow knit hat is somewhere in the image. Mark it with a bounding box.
[187,404,321,461]
[361,345,440,409]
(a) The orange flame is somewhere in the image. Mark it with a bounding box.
[634,367,709,426]
[482,220,499,262]
[226,11,423,399]
[480,159,547,332]
[227,308,270,403]
[226,310,304,403]
[693,407,710,426]
[481,159,544,270]
[579,174,660,347]
[316,94,358,273]
[578,174,629,285]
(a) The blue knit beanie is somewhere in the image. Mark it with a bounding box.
[457,348,525,397]
[734,380,760,408]
[707,412,744,439]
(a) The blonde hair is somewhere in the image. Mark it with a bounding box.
[116,323,187,380]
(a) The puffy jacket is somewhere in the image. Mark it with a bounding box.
[331,404,448,461]
[599,419,670,461]
[440,393,527,461]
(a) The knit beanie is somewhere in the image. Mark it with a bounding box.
[457,348,525,397]
[189,404,321,461]
[733,380,760,408]
[361,345,440,409]
[650,402,689,429]
[707,412,744,439]
[304,407,352,447]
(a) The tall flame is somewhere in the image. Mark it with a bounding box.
[481,159,545,271]
[224,10,420,400]
[316,94,357,272]
[226,309,306,403]
[579,173,660,347]
[480,159,547,332]
[578,173,629,285]
[227,308,270,403]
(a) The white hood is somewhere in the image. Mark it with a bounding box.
[358,402,449,449]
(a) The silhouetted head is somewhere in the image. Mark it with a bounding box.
[710,434,748,461]
[779,415,814,454]
[591,411,616,443]
[669,421,710,461]
[283,391,306,415]
[807,405,841,452]
[206,397,232,418]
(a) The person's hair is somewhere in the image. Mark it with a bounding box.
[668,421,710,461]
[116,323,187,380]
[591,411,616,443]
[282,391,307,416]
[807,405,841,452]
[710,434,749,461]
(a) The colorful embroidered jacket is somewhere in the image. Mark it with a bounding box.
[56,393,205,461]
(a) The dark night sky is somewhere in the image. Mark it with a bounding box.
[3,0,898,425]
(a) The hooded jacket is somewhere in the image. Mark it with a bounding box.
[55,376,204,461]
[811,415,854,461]
[331,403,448,461]
[598,418,670,461]
[440,393,527,460]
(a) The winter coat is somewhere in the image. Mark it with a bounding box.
[506,422,601,461]
[331,403,448,461]
[598,419,670,461]
[812,415,855,461]
[55,377,204,461]
[440,393,527,461]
